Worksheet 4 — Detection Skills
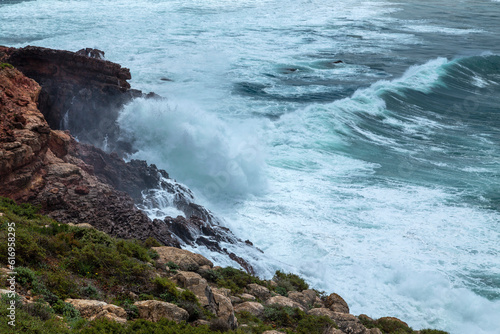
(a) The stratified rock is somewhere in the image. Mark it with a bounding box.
[234,301,265,317]
[4,45,135,153]
[247,283,271,301]
[265,296,306,312]
[325,293,350,314]
[134,300,188,323]
[153,246,213,272]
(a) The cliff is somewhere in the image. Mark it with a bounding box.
[0,46,257,270]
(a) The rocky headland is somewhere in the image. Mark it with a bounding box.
[0,46,448,333]
[0,45,257,271]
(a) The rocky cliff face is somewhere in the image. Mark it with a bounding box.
[1,45,138,154]
[0,46,257,271]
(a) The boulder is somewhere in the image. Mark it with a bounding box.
[307,308,336,318]
[240,293,256,301]
[325,293,349,313]
[65,299,127,323]
[173,271,213,308]
[247,283,271,301]
[134,300,188,323]
[288,289,316,309]
[153,246,213,272]
[265,296,306,312]
[234,301,265,317]
[213,292,238,330]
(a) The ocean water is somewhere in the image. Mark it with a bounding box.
[1,1,500,333]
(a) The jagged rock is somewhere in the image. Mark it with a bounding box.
[288,290,316,310]
[328,312,368,334]
[213,292,238,330]
[153,246,213,272]
[325,293,350,314]
[247,283,271,301]
[134,300,188,323]
[4,45,134,153]
[0,46,259,271]
[212,287,231,298]
[173,271,215,312]
[76,48,105,60]
[262,331,285,334]
[234,301,265,317]
[265,296,306,312]
[230,295,242,304]
[65,299,127,323]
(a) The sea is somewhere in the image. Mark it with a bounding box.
[1,1,499,333]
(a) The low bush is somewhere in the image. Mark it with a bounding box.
[272,270,309,294]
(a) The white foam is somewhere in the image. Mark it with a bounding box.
[118,98,267,200]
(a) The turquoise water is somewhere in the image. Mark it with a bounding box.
[1,1,500,333]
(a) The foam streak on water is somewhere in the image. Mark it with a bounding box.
[2,1,500,333]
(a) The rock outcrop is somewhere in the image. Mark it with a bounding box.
[153,246,213,272]
[134,300,189,323]
[65,299,127,324]
[0,48,259,270]
[1,45,137,154]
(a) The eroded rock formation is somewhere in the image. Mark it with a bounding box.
[0,46,257,272]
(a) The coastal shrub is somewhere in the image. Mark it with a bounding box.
[166,261,180,273]
[0,222,46,266]
[419,330,449,334]
[122,301,139,320]
[53,300,81,320]
[0,197,40,219]
[235,311,273,333]
[15,266,37,287]
[215,267,266,294]
[200,269,223,283]
[0,296,70,334]
[144,236,162,248]
[263,304,303,327]
[0,62,14,70]
[44,269,79,299]
[81,284,100,299]
[272,270,309,293]
[209,317,231,332]
[80,318,227,334]
[295,314,336,334]
[23,300,55,321]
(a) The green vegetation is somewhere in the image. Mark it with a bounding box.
[272,270,309,295]
[0,197,448,334]
[211,267,267,294]
[0,62,14,69]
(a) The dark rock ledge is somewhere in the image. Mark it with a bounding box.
[0,45,257,272]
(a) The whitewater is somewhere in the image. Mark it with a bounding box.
[1,0,500,333]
